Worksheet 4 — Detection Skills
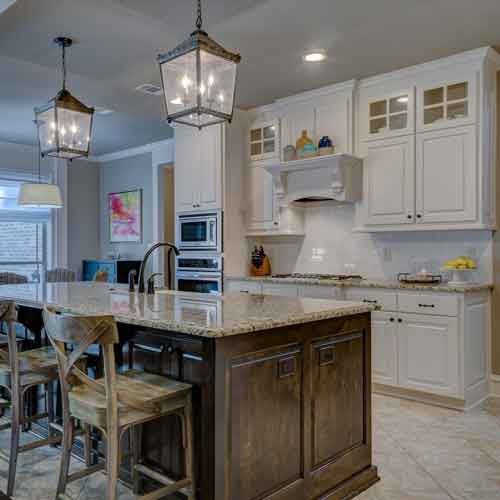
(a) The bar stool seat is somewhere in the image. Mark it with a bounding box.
[0,346,59,388]
[69,369,191,429]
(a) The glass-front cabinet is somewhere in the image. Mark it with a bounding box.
[417,77,476,131]
[361,88,414,141]
[249,120,279,162]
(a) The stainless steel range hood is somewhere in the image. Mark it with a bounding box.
[263,153,363,207]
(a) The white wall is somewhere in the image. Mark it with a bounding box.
[100,152,153,260]
[67,160,100,279]
[249,204,493,282]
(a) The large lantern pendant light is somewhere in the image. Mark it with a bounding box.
[34,37,94,160]
[17,123,63,209]
[158,0,241,129]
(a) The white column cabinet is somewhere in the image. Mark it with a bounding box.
[397,313,459,398]
[175,124,223,213]
[247,164,277,231]
[415,125,476,224]
[360,136,415,226]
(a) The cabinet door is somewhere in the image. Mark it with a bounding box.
[175,126,198,212]
[315,96,352,154]
[247,165,276,231]
[417,76,476,132]
[397,313,459,397]
[416,125,476,224]
[310,331,368,475]
[360,88,414,141]
[198,124,223,210]
[249,120,279,162]
[281,106,315,159]
[371,311,398,386]
[361,136,415,226]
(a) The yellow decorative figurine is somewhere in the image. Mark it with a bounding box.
[296,130,316,158]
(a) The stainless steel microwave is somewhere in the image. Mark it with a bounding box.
[176,211,222,252]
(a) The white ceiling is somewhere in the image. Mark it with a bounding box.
[1,0,500,155]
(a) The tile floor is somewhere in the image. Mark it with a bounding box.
[0,394,499,499]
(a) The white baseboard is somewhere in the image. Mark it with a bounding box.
[490,375,500,397]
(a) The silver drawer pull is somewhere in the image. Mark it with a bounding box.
[418,303,435,308]
[133,343,164,354]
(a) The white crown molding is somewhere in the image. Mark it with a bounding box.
[90,138,174,164]
[358,46,491,89]
[250,80,358,114]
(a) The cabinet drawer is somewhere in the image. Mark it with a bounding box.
[298,285,343,300]
[398,292,458,317]
[262,283,298,297]
[345,288,397,311]
[227,280,262,294]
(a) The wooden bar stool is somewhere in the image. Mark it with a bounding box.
[0,301,62,497]
[43,306,196,500]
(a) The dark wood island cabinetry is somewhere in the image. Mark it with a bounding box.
[0,283,379,500]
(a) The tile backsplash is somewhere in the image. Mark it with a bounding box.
[248,204,493,282]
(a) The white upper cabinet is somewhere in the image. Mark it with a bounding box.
[175,124,223,212]
[360,87,415,141]
[360,135,415,226]
[416,125,476,224]
[247,164,277,231]
[417,75,477,132]
[249,120,279,162]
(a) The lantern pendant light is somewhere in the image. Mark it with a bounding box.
[34,37,94,160]
[17,122,63,209]
[158,0,241,129]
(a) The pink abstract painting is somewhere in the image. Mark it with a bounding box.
[108,190,142,243]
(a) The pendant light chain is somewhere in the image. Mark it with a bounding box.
[196,0,203,30]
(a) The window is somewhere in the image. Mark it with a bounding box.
[0,179,49,283]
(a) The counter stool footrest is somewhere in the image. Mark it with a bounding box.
[67,463,105,483]
[21,411,49,425]
[136,476,191,500]
[18,434,61,453]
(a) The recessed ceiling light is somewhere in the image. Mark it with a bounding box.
[304,51,327,63]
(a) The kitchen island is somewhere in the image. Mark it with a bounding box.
[0,282,379,500]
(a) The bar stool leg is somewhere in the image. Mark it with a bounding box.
[47,381,57,447]
[106,428,120,500]
[130,424,143,495]
[83,423,92,466]
[183,395,196,500]
[7,392,21,497]
[57,414,74,497]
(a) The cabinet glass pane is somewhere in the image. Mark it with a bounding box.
[389,113,408,130]
[447,82,468,101]
[250,129,262,142]
[250,142,262,156]
[370,100,387,117]
[370,117,387,134]
[424,106,444,124]
[389,96,408,114]
[263,140,275,154]
[424,87,444,106]
[263,126,275,139]
[447,101,468,120]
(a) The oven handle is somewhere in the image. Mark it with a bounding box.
[176,272,223,281]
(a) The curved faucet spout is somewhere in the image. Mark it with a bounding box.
[138,242,180,294]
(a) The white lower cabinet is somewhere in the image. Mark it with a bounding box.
[397,313,459,397]
[371,311,398,386]
[226,280,262,294]
[262,283,299,297]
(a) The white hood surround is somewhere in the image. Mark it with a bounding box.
[263,153,363,207]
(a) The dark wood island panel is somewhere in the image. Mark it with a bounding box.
[122,312,379,500]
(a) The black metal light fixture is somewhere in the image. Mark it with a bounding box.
[34,37,94,160]
[157,0,241,129]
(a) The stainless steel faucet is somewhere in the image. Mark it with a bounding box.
[138,242,180,294]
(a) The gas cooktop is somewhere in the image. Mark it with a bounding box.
[271,273,363,281]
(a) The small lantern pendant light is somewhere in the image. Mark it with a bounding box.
[158,0,241,129]
[34,37,94,160]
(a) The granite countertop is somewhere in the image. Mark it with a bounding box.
[226,275,493,293]
[0,282,376,338]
